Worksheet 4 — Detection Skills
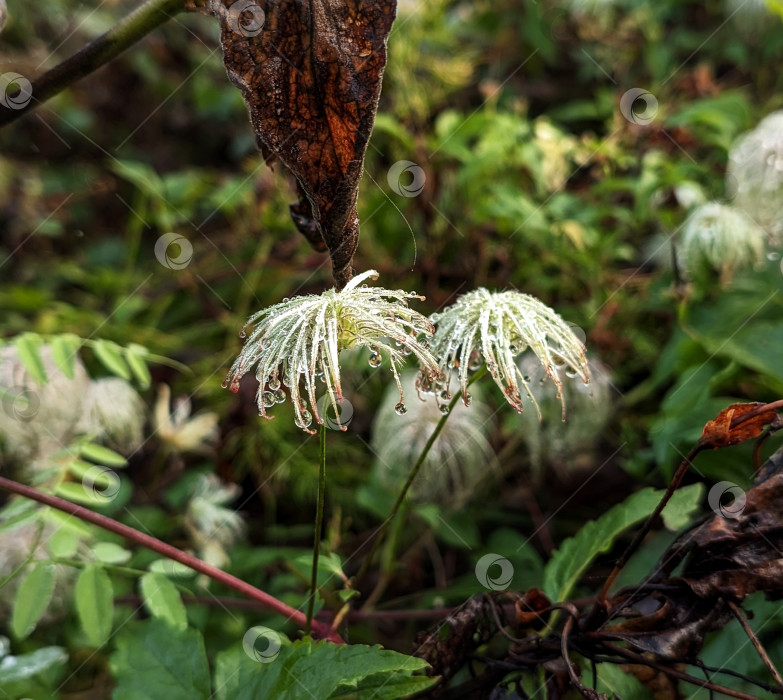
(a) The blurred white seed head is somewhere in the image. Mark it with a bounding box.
[728,110,783,243]
[371,372,496,506]
[517,355,613,478]
[225,270,441,434]
[185,473,245,570]
[418,289,590,419]
[679,201,767,282]
[0,344,90,462]
[154,384,218,454]
[75,378,146,454]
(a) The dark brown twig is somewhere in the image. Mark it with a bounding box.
[0,0,186,127]
[728,600,783,687]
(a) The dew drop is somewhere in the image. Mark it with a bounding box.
[523,375,531,383]
[439,390,450,402]
[221,378,230,389]
[300,409,313,427]
[468,350,482,371]
[509,343,520,356]
[273,389,286,404]
[464,392,472,407]
[262,391,276,408]
[369,351,382,368]
[268,375,281,391]
[439,404,450,415]
[394,402,407,415]
[565,366,578,378]
[229,380,240,394]
[238,328,247,339]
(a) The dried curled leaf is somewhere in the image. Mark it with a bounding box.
[698,402,778,449]
[188,0,397,288]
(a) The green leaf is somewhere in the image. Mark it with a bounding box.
[140,573,188,631]
[56,480,117,507]
[14,333,47,385]
[661,483,704,531]
[543,488,666,602]
[75,565,114,647]
[0,645,68,684]
[79,442,128,468]
[0,498,40,534]
[47,527,81,558]
[214,638,430,700]
[596,661,653,699]
[92,339,132,380]
[110,620,210,700]
[148,558,196,578]
[50,334,81,380]
[331,672,439,699]
[126,343,152,389]
[12,561,55,638]
[93,542,132,565]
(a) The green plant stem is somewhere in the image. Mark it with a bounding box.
[354,365,488,589]
[0,0,187,127]
[0,475,343,643]
[306,422,328,633]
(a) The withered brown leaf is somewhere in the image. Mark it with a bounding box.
[188,0,397,288]
[698,402,778,449]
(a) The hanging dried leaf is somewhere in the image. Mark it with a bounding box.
[187,0,397,288]
[698,402,778,449]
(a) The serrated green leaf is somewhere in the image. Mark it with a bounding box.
[14,333,47,385]
[126,343,152,389]
[331,672,439,699]
[140,573,187,631]
[12,562,55,638]
[50,334,81,380]
[543,488,666,603]
[75,565,114,647]
[93,542,132,565]
[214,638,430,700]
[92,339,132,380]
[110,620,210,700]
[79,442,128,468]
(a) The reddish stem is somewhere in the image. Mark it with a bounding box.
[0,475,343,643]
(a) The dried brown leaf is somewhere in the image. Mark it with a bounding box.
[188,0,396,288]
[698,402,777,449]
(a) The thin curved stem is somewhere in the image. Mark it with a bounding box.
[0,0,187,127]
[0,474,343,643]
[354,365,488,588]
[306,422,328,633]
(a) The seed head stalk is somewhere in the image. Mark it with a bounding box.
[354,366,488,590]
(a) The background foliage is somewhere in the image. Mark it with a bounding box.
[1,0,783,696]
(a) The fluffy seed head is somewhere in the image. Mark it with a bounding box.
[226,270,441,433]
[679,201,766,282]
[418,288,590,418]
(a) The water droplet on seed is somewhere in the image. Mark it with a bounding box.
[273,389,286,404]
[262,391,276,408]
[268,375,281,391]
[394,402,407,415]
[369,351,382,368]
